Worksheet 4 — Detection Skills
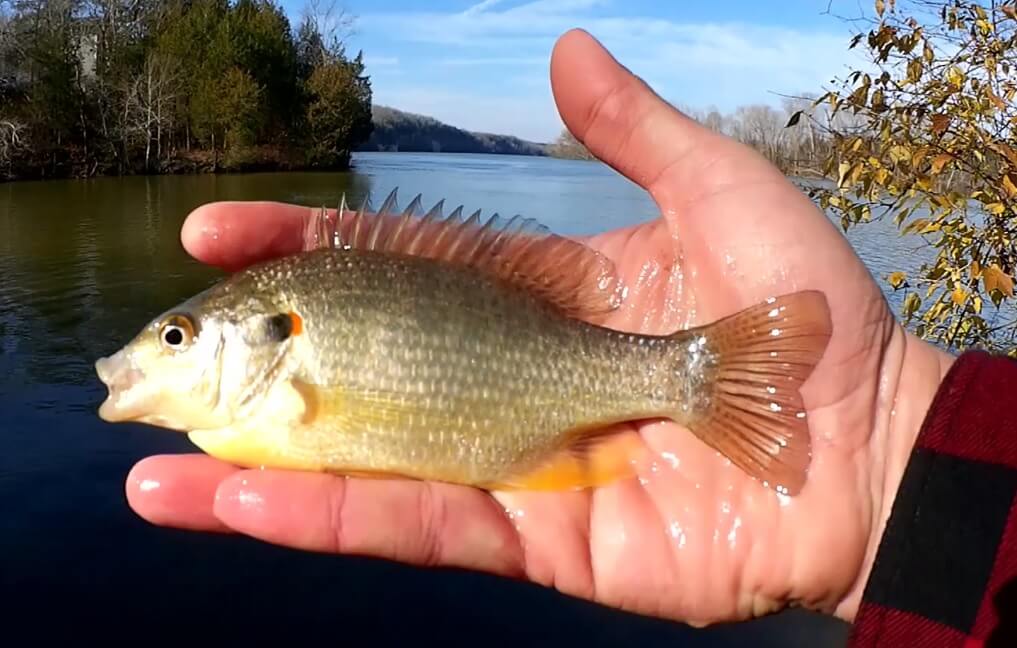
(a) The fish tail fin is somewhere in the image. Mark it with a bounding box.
[680,290,832,496]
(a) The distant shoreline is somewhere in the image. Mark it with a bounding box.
[0,144,356,184]
[0,147,597,183]
[1,100,589,183]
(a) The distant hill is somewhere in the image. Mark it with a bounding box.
[360,105,547,156]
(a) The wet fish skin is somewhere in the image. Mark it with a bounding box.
[95,193,832,495]
[187,247,703,484]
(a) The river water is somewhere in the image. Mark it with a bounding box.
[0,151,943,644]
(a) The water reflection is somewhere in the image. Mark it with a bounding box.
[5,151,972,645]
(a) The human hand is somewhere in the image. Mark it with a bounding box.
[124,29,955,626]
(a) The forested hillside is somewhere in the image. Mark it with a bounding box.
[0,0,373,180]
[361,105,546,156]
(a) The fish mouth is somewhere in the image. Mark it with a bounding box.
[95,350,148,423]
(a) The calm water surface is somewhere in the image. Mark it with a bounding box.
[2,152,931,644]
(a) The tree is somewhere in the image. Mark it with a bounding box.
[296,0,355,70]
[124,51,180,170]
[806,0,1017,353]
[303,48,372,167]
[226,0,297,140]
[0,117,27,175]
[546,127,595,160]
[191,65,262,160]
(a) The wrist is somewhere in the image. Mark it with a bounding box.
[836,327,956,622]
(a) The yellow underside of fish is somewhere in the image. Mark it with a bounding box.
[186,376,648,490]
[187,377,322,471]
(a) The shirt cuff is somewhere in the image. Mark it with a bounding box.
[849,351,1017,647]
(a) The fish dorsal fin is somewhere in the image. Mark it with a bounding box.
[303,188,625,318]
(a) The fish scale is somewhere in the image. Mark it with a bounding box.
[228,248,678,482]
[95,192,833,495]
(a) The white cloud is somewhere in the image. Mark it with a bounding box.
[356,1,867,142]
[461,0,509,16]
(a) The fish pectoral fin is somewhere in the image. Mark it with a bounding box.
[290,378,458,430]
[481,424,647,492]
[291,378,324,425]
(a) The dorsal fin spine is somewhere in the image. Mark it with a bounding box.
[335,195,349,248]
[307,188,625,318]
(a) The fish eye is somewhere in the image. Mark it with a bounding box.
[159,314,196,351]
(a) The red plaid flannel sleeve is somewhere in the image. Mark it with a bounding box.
[848,351,1017,648]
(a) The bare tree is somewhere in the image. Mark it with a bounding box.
[124,52,179,170]
[730,104,788,164]
[546,127,595,161]
[299,0,356,63]
[0,118,26,172]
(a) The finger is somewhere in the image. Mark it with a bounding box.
[213,470,526,577]
[549,29,780,202]
[180,201,315,271]
[125,454,239,533]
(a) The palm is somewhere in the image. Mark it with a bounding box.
[490,152,899,622]
[124,30,929,625]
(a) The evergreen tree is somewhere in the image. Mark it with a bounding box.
[1,0,374,179]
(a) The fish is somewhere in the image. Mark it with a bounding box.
[94,190,833,496]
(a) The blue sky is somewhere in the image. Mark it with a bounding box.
[277,0,870,143]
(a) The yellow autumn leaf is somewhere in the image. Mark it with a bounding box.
[983,263,1015,296]
[986,202,1007,214]
[986,86,1007,110]
[903,292,921,319]
[837,160,852,187]
[889,145,911,163]
[952,287,968,305]
[871,88,885,109]
[912,146,930,167]
[946,66,965,88]
[888,271,907,288]
[907,58,922,84]
[1004,173,1017,198]
[930,153,952,174]
[994,142,1017,168]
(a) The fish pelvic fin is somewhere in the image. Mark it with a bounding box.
[481,424,647,492]
[304,188,626,319]
[682,290,833,497]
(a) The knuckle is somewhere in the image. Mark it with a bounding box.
[415,483,446,566]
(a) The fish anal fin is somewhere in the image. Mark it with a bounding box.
[483,425,646,492]
[304,188,626,318]
[682,290,833,496]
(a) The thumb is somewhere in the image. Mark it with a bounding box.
[549,29,783,207]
